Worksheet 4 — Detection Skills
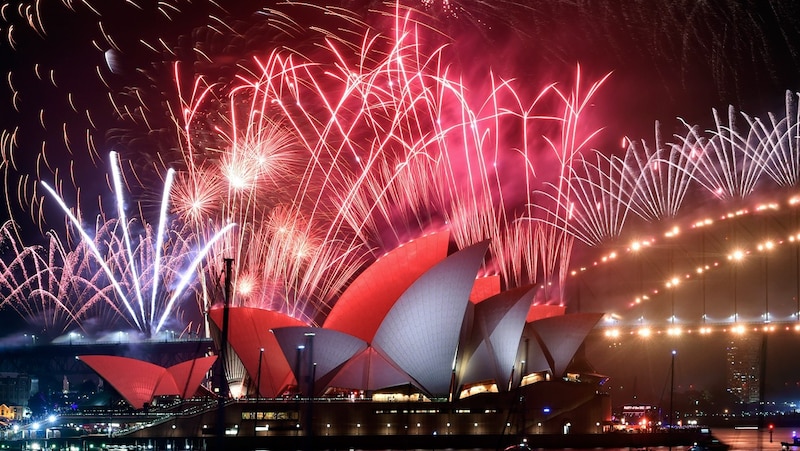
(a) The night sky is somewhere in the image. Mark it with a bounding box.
[2,0,800,407]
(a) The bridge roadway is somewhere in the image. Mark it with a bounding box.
[0,338,214,376]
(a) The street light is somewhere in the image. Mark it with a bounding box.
[757,240,774,445]
[295,345,305,396]
[669,350,676,451]
[256,348,264,399]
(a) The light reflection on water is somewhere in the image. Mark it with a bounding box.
[713,426,797,450]
[529,427,796,450]
[322,427,800,451]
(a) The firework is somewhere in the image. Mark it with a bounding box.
[686,106,767,199]
[0,221,81,333]
[30,152,234,336]
[562,150,635,246]
[2,2,800,336]
[162,8,624,321]
[755,91,800,187]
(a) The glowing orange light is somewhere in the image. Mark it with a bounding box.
[729,250,744,261]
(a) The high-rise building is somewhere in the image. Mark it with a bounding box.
[726,336,761,404]
[0,372,32,407]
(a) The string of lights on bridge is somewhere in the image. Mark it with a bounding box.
[601,322,800,340]
[569,191,800,338]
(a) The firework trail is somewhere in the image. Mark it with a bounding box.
[749,91,800,187]
[0,0,239,230]
[685,106,767,200]
[624,122,700,221]
[563,151,635,246]
[31,152,235,336]
[164,5,620,319]
[0,221,81,333]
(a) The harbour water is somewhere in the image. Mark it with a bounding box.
[710,426,795,450]
[533,426,797,450]
[3,426,793,450]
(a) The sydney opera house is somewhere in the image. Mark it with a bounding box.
[77,232,610,443]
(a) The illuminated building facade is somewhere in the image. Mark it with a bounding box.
[78,233,612,438]
[725,337,761,404]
